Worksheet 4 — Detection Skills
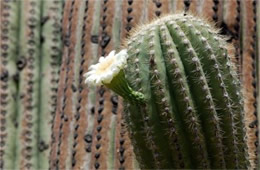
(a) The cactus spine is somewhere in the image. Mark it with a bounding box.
[122,14,248,169]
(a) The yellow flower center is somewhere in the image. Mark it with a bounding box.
[96,57,115,75]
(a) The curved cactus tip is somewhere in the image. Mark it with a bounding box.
[84,49,145,103]
[123,12,221,47]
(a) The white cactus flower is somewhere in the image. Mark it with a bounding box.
[84,49,145,103]
[84,49,128,86]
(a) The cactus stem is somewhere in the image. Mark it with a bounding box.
[104,71,145,103]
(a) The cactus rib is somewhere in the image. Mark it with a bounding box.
[0,0,19,169]
[38,0,63,169]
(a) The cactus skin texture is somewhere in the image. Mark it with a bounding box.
[0,0,63,169]
[49,1,139,170]
[0,0,20,169]
[123,14,249,169]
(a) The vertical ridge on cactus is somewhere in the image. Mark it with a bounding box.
[52,0,77,168]
[241,1,259,168]
[15,0,42,169]
[0,0,20,169]
[257,0,260,167]
[247,0,259,167]
[91,0,112,168]
[38,0,63,169]
[124,37,159,169]
[70,0,89,169]
[0,0,63,169]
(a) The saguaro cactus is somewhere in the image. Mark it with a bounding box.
[49,1,139,169]
[0,0,20,169]
[0,0,63,169]
[1,0,258,170]
[85,13,249,169]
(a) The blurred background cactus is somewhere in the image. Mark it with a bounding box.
[0,0,63,169]
[0,0,259,170]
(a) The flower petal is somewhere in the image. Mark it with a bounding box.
[99,57,105,63]
[84,49,128,85]
[107,50,116,58]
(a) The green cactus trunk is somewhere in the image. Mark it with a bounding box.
[0,0,20,169]
[0,0,63,169]
[121,14,248,169]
